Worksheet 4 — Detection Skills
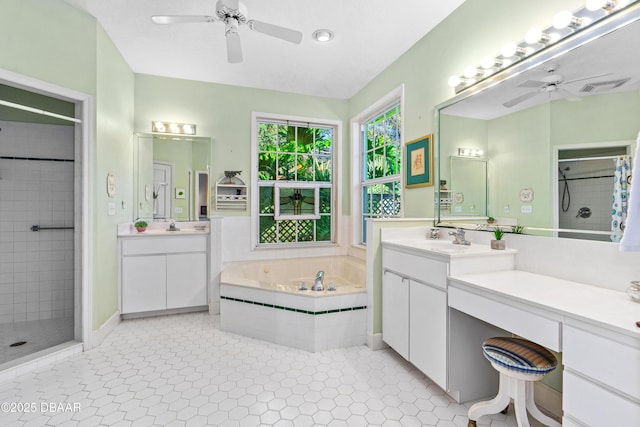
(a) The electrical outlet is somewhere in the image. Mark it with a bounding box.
[504,204,510,213]
[108,203,116,216]
[521,205,532,214]
[454,206,462,213]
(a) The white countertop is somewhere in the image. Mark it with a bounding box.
[382,238,518,258]
[449,270,640,339]
[118,228,209,237]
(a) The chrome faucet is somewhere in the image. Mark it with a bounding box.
[448,227,471,245]
[167,219,180,232]
[312,270,324,291]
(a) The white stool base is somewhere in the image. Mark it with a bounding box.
[468,363,561,427]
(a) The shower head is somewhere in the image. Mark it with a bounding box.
[559,166,570,180]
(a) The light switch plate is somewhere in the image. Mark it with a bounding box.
[175,207,183,213]
[521,205,532,214]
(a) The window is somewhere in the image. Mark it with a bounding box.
[358,102,402,244]
[253,116,336,246]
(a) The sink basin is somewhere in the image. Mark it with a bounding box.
[385,239,499,256]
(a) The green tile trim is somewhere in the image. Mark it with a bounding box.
[221,296,366,316]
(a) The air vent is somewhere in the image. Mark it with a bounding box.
[579,78,630,93]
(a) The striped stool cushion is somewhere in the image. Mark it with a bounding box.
[482,337,557,375]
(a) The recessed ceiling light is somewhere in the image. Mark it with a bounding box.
[312,29,334,42]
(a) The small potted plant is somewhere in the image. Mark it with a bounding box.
[491,227,505,250]
[512,225,525,234]
[487,216,496,225]
[134,220,148,233]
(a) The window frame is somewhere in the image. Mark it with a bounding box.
[350,85,405,247]
[251,112,341,249]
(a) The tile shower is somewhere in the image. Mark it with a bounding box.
[0,120,75,364]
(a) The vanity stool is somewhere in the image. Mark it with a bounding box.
[468,337,561,427]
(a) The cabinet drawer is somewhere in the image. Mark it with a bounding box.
[448,286,561,352]
[382,248,447,289]
[564,324,640,399]
[564,370,640,426]
[122,236,206,255]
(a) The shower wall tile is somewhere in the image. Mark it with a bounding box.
[558,159,616,238]
[0,120,74,325]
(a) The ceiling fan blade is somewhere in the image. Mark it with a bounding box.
[563,72,613,85]
[152,15,217,24]
[503,91,540,108]
[517,80,547,88]
[248,20,303,44]
[226,32,243,63]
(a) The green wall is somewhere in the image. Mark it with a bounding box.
[133,75,350,215]
[1,0,135,331]
[488,103,552,228]
[93,26,135,329]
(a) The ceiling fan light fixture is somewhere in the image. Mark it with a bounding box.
[312,29,334,42]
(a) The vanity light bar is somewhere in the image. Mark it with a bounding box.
[447,0,637,92]
[458,148,484,157]
[152,121,197,135]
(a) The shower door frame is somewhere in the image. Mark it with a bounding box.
[552,139,636,237]
[0,68,93,351]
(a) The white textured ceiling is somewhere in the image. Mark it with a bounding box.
[63,0,465,99]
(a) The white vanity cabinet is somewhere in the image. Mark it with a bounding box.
[120,235,208,315]
[381,270,409,359]
[382,246,448,390]
[562,321,640,426]
[381,239,517,402]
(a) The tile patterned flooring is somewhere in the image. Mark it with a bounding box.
[0,313,545,426]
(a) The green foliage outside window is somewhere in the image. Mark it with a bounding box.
[258,122,333,244]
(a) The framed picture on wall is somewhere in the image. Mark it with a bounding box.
[405,134,433,188]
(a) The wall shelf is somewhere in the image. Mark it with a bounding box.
[215,175,247,210]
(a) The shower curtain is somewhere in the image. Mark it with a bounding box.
[611,155,632,242]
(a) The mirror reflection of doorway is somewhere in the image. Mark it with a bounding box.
[194,170,209,220]
[153,161,173,219]
[556,143,633,241]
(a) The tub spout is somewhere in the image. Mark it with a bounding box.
[312,270,324,291]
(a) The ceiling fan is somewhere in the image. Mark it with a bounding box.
[151,0,303,63]
[503,64,611,108]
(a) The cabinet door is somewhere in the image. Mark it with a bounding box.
[382,270,409,359]
[122,255,167,313]
[167,253,207,309]
[409,280,447,389]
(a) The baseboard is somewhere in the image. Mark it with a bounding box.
[209,301,220,315]
[367,332,389,351]
[534,381,563,421]
[90,310,121,349]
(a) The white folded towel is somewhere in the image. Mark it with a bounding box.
[620,131,640,252]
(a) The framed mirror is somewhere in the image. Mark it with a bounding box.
[436,4,640,240]
[134,133,211,222]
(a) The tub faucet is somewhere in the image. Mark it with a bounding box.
[312,270,324,291]
[449,228,470,245]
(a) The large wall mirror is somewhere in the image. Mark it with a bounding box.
[437,4,640,241]
[134,133,211,222]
